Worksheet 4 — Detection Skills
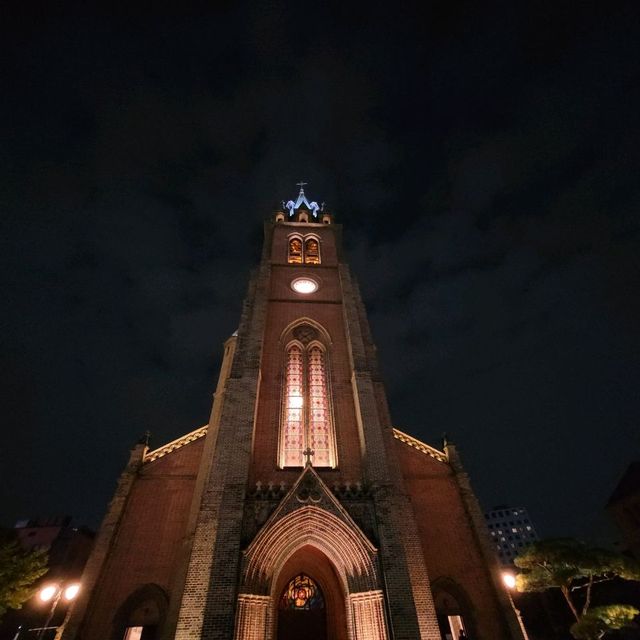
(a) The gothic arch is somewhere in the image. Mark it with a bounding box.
[431,576,476,639]
[244,505,378,594]
[279,321,337,469]
[234,504,388,640]
[279,317,332,346]
[110,583,169,640]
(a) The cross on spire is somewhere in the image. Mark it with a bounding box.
[303,447,315,467]
[296,181,308,193]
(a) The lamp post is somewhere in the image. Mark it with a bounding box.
[502,571,529,640]
[35,583,80,640]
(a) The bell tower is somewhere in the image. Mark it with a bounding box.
[170,185,441,640]
[61,186,526,640]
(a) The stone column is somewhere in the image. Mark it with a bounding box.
[349,590,388,640]
[233,594,272,640]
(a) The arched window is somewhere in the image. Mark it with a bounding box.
[288,237,303,264]
[278,574,327,640]
[304,237,320,264]
[280,331,336,468]
[308,346,332,466]
[287,235,321,265]
[282,344,305,467]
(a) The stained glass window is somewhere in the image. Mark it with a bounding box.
[279,574,325,610]
[280,340,336,468]
[308,346,331,467]
[304,238,320,264]
[288,237,303,264]
[287,236,321,264]
[282,345,305,467]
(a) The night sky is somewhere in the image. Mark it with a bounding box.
[2,2,639,543]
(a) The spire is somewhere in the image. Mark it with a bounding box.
[284,182,321,218]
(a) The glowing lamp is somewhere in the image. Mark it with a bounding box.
[291,278,318,294]
[39,585,57,602]
[64,584,81,600]
[502,572,517,589]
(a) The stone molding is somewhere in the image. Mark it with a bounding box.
[143,425,208,463]
[392,428,448,463]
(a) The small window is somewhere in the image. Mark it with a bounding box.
[304,238,320,264]
[288,237,303,264]
[123,629,143,640]
[280,574,324,610]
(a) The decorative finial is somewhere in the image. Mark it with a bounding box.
[303,447,315,467]
[286,183,320,218]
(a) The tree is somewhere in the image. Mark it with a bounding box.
[514,538,640,640]
[0,540,49,619]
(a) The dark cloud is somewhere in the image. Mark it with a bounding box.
[1,2,639,541]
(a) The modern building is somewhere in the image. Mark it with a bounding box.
[484,506,539,566]
[61,188,526,640]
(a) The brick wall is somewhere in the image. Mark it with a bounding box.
[397,439,526,640]
[63,438,204,640]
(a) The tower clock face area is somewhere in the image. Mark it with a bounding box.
[291,277,318,294]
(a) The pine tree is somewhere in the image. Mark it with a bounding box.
[515,538,640,640]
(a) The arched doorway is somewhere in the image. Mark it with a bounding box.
[272,544,347,640]
[111,584,168,640]
[432,578,475,640]
[277,573,326,640]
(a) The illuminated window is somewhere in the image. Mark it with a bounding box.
[282,345,305,467]
[288,237,303,264]
[287,235,321,265]
[279,574,325,610]
[123,628,143,640]
[279,337,336,468]
[304,238,320,264]
[291,277,318,294]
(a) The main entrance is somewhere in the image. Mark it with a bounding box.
[277,574,327,640]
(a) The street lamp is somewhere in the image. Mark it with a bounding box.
[502,571,529,640]
[35,582,81,639]
[502,571,517,589]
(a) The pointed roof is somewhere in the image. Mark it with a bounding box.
[247,465,375,549]
[243,466,380,593]
[284,182,322,218]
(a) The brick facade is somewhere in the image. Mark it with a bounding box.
[61,198,526,640]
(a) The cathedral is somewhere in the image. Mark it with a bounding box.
[60,188,526,640]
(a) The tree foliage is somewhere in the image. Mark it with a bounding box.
[570,605,639,640]
[514,538,640,639]
[0,541,49,619]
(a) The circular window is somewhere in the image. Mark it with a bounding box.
[291,277,319,294]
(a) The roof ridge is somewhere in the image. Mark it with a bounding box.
[392,427,448,463]
[144,425,208,463]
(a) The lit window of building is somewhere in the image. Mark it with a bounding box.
[484,505,539,566]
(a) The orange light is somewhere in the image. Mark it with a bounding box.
[39,585,57,602]
[64,584,81,600]
[502,572,517,589]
